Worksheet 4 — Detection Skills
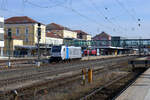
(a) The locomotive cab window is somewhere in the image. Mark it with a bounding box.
[52,46,61,52]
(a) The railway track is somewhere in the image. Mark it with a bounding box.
[0,58,129,87]
[0,56,137,100]
[0,58,36,69]
[0,55,135,73]
[0,55,135,70]
[0,56,49,68]
[0,56,135,82]
[0,61,132,100]
[79,67,147,100]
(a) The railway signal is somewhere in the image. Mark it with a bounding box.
[38,23,41,40]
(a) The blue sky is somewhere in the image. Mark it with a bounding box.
[0,0,150,38]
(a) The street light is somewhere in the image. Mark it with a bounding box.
[7,28,12,67]
[37,23,41,67]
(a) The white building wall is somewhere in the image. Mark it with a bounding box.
[0,17,4,56]
[34,24,46,44]
[46,37,63,45]
[63,30,77,39]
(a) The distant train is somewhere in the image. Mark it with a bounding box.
[83,49,97,56]
[50,46,82,61]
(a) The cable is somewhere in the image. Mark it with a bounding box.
[88,0,115,25]
[0,8,23,15]
[104,7,126,29]
[0,0,7,10]
[23,0,114,33]
[62,5,112,29]
[87,0,126,35]
[24,0,67,8]
[115,0,143,37]
[0,0,24,16]
[115,0,137,21]
[22,0,26,15]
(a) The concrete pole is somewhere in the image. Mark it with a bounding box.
[82,68,86,85]
[8,38,11,67]
[37,36,40,67]
[37,23,41,67]
[0,47,3,56]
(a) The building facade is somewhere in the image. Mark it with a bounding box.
[111,36,126,47]
[4,16,46,56]
[46,23,77,39]
[46,32,63,46]
[0,17,4,56]
[74,30,92,40]
[93,31,111,46]
[93,31,111,41]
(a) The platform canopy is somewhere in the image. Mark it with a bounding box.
[15,45,37,49]
[64,39,150,49]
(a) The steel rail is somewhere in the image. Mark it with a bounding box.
[80,74,131,100]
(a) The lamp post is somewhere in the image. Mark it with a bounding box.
[7,28,12,67]
[37,23,41,67]
[139,38,142,56]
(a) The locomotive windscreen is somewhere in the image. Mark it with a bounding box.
[52,46,61,52]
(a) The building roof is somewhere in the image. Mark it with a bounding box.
[46,23,71,31]
[46,32,62,39]
[96,31,110,37]
[93,31,111,39]
[74,30,89,35]
[5,16,42,24]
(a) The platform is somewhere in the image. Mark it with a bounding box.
[129,57,150,64]
[82,54,130,60]
[0,54,131,61]
[116,68,150,100]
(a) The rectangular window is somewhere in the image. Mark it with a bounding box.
[25,27,29,42]
[6,29,8,35]
[25,38,28,42]
[16,28,19,36]
[0,22,4,28]
[25,27,29,35]
[0,33,4,41]
[52,46,61,52]
[6,28,10,35]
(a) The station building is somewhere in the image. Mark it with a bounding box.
[46,23,77,39]
[4,16,46,56]
[92,32,131,55]
[40,32,63,55]
[0,17,4,56]
[92,32,113,55]
[46,32,63,46]
[74,30,92,40]
[47,23,83,46]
